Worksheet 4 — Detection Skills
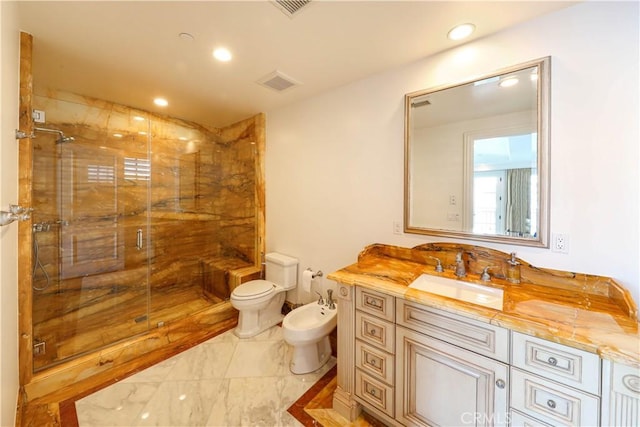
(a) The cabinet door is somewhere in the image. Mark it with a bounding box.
[396,326,509,427]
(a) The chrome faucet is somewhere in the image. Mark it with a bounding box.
[326,289,335,310]
[455,252,466,278]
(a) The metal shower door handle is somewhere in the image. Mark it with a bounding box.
[136,229,143,250]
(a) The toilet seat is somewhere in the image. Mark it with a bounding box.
[231,280,275,300]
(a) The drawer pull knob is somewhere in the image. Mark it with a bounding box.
[369,388,377,397]
[366,297,381,308]
[547,357,558,366]
[547,399,557,409]
[495,379,506,389]
[369,358,377,367]
[370,328,378,336]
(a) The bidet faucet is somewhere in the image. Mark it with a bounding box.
[455,252,466,278]
[315,291,324,305]
[326,289,335,310]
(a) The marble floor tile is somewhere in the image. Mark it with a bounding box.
[76,382,160,426]
[165,340,236,381]
[225,339,291,378]
[137,379,227,426]
[75,325,335,427]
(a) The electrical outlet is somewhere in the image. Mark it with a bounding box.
[447,213,460,221]
[552,233,569,253]
[393,221,403,235]
[449,195,457,205]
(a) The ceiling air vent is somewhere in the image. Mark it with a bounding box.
[257,70,301,92]
[271,0,312,18]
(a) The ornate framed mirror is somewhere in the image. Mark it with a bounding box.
[404,57,550,247]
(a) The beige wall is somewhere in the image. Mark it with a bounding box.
[266,2,640,306]
[0,2,20,426]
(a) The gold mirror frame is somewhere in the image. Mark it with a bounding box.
[404,57,550,247]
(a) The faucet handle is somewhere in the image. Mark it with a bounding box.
[429,256,444,272]
[315,291,324,305]
[480,267,492,282]
[326,289,336,310]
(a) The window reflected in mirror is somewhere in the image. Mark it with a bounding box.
[467,131,537,237]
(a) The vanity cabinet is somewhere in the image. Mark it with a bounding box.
[330,244,639,427]
[341,285,640,427]
[396,300,509,427]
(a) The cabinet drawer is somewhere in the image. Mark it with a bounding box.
[355,369,395,418]
[356,311,395,353]
[356,339,394,385]
[511,368,600,426]
[356,287,395,321]
[512,331,600,395]
[396,299,509,363]
[510,409,553,427]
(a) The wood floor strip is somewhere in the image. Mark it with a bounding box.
[287,364,337,427]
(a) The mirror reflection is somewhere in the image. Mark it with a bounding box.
[405,57,549,247]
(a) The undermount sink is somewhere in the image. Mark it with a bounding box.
[408,274,504,310]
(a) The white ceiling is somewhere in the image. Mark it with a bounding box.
[16,1,575,128]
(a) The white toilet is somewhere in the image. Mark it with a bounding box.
[283,301,337,374]
[230,252,298,338]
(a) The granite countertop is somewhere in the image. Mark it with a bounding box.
[328,243,640,368]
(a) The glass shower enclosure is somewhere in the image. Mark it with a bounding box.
[30,92,258,371]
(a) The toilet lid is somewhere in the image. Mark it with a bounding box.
[233,280,275,299]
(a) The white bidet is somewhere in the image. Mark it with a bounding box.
[282,301,337,374]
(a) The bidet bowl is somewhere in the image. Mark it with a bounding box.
[283,301,337,345]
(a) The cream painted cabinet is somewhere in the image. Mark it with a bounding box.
[396,326,509,426]
[340,286,632,427]
[395,299,510,427]
[601,359,640,426]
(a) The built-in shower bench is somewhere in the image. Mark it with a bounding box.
[202,257,262,301]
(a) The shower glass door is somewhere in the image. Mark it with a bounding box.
[31,97,151,371]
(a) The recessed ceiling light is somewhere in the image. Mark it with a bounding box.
[499,77,519,88]
[213,47,232,62]
[447,23,475,41]
[154,97,168,107]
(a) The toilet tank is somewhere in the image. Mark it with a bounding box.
[265,252,298,290]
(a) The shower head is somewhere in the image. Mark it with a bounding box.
[58,135,75,144]
[33,127,75,144]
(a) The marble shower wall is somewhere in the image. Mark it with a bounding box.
[30,90,262,369]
